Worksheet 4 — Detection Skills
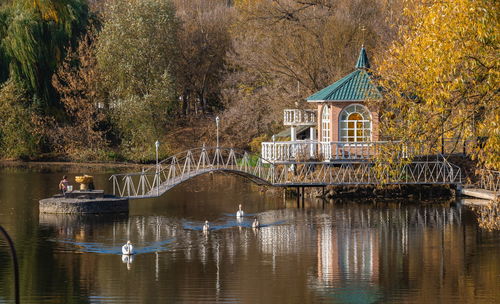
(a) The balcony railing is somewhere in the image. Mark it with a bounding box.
[261,140,413,162]
[283,109,316,126]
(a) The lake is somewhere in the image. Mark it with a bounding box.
[0,164,499,303]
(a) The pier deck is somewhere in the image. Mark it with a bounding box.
[460,188,499,201]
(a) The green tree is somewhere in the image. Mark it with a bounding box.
[1,0,88,110]
[0,80,41,159]
[0,9,11,83]
[96,0,179,161]
[378,0,499,169]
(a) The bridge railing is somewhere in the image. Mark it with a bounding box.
[269,158,461,186]
[109,147,462,198]
[440,154,463,185]
[110,147,274,198]
[477,169,500,193]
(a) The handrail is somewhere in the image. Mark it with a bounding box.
[109,146,463,198]
[477,169,500,193]
[438,154,462,184]
[111,147,268,176]
[283,109,316,125]
[261,140,404,162]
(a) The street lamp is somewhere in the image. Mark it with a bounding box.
[155,140,160,169]
[216,116,220,149]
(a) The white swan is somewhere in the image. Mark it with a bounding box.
[252,218,260,229]
[203,220,209,232]
[122,240,134,255]
[236,204,244,218]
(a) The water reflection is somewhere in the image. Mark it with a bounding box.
[121,254,134,270]
[309,203,474,303]
[1,168,500,303]
[35,199,500,303]
[468,201,500,231]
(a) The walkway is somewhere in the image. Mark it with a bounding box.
[109,147,463,199]
[460,169,499,201]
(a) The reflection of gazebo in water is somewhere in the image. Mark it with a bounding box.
[261,46,385,162]
[316,218,380,283]
[312,215,381,303]
[310,205,464,302]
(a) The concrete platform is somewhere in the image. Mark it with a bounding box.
[39,195,128,214]
[460,188,499,201]
[63,190,104,199]
[460,198,493,206]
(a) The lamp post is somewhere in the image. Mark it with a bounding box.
[216,116,220,149]
[155,140,160,169]
[155,140,160,197]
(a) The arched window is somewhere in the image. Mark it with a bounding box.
[321,105,330,142]
[339,104,371,142]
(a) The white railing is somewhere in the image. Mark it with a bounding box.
[261,141,407,162]
[478,169,500,193]
[109,147,462,198]
[283,109,316,126]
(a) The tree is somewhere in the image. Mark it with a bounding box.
[219,0,402,148]
[0,80,41,159]
[50,29,108,159]
[1,0,88,109]
[378,0,499,169]
[175,0,233,116]
[96,0,179,161]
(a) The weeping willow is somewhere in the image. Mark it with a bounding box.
[0,0,88,110]
[0,9,11,84]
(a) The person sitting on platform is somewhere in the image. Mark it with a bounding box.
[59,175,70,194]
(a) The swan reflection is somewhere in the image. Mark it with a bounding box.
[121,254,134,270]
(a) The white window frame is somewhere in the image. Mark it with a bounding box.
[321,105,330,142]
[339,104,372,142]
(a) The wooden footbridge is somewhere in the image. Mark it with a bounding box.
[109,147,463,199]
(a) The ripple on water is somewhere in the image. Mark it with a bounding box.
[182,217,287,231]
[52,238,175,255]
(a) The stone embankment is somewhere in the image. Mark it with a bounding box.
[318,184,455,200]
[39,191,128,214]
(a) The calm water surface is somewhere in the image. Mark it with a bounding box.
[0,165,499,303]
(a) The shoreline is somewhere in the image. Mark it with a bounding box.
[0,160,145,168]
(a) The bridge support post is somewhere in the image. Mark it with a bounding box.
[302,187,305,208]
[296,187,300,208]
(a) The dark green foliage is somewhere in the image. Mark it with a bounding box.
[0,0,88,111]
[0,80,41,159]
[96,0,180,161]
[0,9,11,83]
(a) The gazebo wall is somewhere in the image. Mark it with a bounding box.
[317,102,379,142]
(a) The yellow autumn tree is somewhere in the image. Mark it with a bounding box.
[378,0,499,169]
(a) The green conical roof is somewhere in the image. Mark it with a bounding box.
[306,47,380,102]
[355,46,370,69]
[306,69,381,101]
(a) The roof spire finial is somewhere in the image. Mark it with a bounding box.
[355,46,370,69]
[360,25,366,47]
